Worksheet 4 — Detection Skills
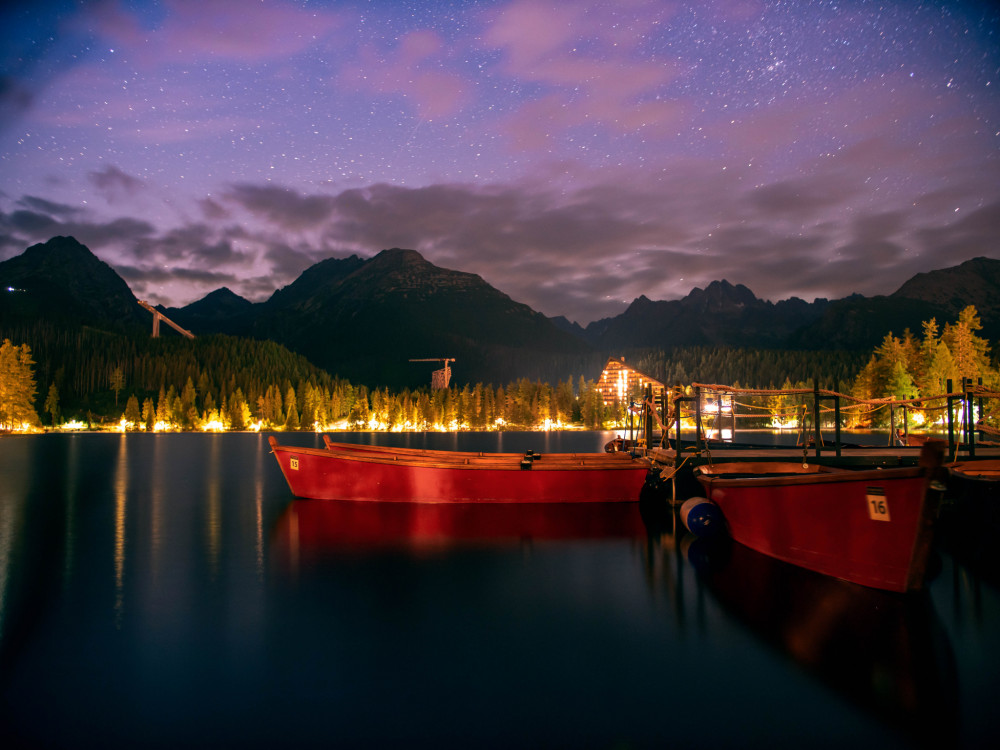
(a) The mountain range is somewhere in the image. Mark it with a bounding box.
[2,236,998,388]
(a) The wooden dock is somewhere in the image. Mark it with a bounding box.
[645,442,1000,503]
[625,377,999,502]
[649,443,1000,471]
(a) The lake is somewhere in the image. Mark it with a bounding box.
[1,431,998,748]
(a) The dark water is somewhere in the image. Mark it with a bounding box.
[1,432,997,749]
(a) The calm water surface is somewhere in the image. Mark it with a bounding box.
[1,432,998,748]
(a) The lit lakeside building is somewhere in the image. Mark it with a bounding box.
[595,357,666,407]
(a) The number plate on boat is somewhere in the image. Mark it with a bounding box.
[866,488,890,521]
[290,457,299,471]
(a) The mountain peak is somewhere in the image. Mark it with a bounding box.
[0,236,145,330]
[181,286,252,312]
[682,279,759,312]
[891,256,1000,320]
[373,248,426,265]
[23,235,95,264]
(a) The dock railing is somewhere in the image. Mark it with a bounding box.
[655,379,999,467]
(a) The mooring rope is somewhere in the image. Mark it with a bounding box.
[642,382,1000,435]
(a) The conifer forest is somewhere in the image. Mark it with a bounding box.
[1,306,997,432]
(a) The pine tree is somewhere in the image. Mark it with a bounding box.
[142,397,156,430]
[123,395,141,428]
[44,382,61,426]
[886,360,916,401]
[181,377,197,413]
[228,388,249,430]
[110,365,124,406]
[284,397,300,430]
[943,306,993,386]
[0,339,41,431]
[155,385,169,425]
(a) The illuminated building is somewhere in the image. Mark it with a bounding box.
[596,357,666,407]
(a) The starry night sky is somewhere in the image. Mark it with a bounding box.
[1,0,998,325]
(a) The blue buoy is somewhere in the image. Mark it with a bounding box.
[680,497,726,538]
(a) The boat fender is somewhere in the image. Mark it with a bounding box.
[680,497,726,538]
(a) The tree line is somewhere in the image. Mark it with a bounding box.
[847,305,999,427]
[1,307,996,432]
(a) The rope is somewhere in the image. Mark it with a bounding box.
[977,421,1000,436]
[655,453,695,482]
[649,383,998,435]
[690,382,980,407]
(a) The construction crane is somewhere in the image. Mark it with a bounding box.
[409,358,455,389]
[137,300,195,339]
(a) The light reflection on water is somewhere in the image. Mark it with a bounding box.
[0,432,996,748]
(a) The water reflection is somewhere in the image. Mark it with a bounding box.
[0,438,34,643]
[150,432,164,585]
[272,499,648,566]
[270,494,962,745]
[205,434,222,580]
[63,434,79,585]
[684,535,959,747]
[114,433,128,627]
[1,434,995,747]
[254,433,265,581]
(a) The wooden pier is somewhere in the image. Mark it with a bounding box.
[629,378,1000,500]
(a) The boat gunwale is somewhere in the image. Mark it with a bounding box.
[947,458,1000,480]
[271,438,651,472]
[321,435,637,461]
[696,462,924,488]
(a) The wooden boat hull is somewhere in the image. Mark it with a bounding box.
[269,437,652,503]
[947,458,1000,485]
[694,447,943,592]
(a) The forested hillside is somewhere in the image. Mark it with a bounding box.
[2,237,997,432]
[622,347,868,389]
[1,321,340,424]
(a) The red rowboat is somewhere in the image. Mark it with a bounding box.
[693,441,945,592]
[947,458,1000,485]
[268,435,653,503]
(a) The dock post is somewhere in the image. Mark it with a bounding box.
[813,380,822,457]
[671,390,688,502]
[833,380,841,458]
[644,385,653,450]
[674,392,684,458]
[888,402,895,447]
[833,382,842,458]
[977,378,984,447]
[946,379,956,460]
[694,385,702,451]
[731,390,737,443]
[965,378,976,459]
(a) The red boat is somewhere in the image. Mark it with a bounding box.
[268,435,652,503]
[947,458,1000,486]
[692,441,945,593]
